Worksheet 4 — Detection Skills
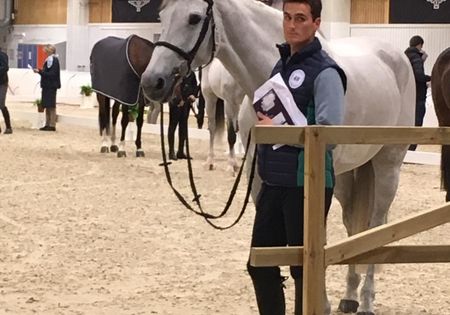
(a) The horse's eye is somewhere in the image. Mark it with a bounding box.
[189,14,202,25]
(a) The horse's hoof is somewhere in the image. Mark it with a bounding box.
[338,299,359,313]
[110,145,119,153]
[208,164,214,171]
[136,151,145,158]
[357,312,374,315]
[117,151,127,158]
[100,146,109,153]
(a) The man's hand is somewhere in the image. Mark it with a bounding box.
[256,112,273,125]
[188,95,196,103]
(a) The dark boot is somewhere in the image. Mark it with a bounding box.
[176,151,192,160]
[1,107,12,133]
[249,272,286,315]
[168,126,176,160]
[294,279,303,315]
[169,151,177,160]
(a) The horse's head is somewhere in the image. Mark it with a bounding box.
[141,0,215,102]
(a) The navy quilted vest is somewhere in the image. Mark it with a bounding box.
[257,38,346,187]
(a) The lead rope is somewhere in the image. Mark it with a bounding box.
[159,104,257,230]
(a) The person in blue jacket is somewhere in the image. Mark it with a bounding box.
[246,1,346,314]
[34,44,61,131]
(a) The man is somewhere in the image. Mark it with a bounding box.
[246,1,346,314]
[34,44,61,132]
[405,35,431,151]
[0,48,12,134]
[168,71,197,160]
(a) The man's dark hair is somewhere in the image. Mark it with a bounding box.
[283,0,322,20]
[409,35,424,47]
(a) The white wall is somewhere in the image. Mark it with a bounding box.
[7,68,92,105]
[2,25,67,67]
[348,24,450,127]
[322,0,351,39]
[349,24,450,74]
[2,23,161,72]
[87,23,161,55]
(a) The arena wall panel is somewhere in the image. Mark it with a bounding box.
[15,0,67,24]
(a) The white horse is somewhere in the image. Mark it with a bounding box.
[202,58,245,173]
[141,1,415,314]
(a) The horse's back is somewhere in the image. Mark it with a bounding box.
[90,36,141,105]
[322,37,416,173]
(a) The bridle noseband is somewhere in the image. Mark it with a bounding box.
[154,0,216,72]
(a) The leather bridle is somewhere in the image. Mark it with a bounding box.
[154,0,216,72]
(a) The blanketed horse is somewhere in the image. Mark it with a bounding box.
[432,47,450,201]
[141,1,415,314]
[91,35,157,157]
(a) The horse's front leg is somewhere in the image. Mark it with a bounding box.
[226,119,238,175]
[110,101,121,153]
[146,100,161,124]
[356,144,407,315]
[335,171,363,314]
[225,100,240,175]
[358,265,375,315]
[117,105,130,158]
[135,99,145,157]
[204,93,219,170]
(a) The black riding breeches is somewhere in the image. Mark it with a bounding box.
[247,184,333,315]
[168,102,190,153]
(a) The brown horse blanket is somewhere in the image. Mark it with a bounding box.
[90,36,141,106]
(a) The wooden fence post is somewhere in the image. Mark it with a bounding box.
[303,126,326,314]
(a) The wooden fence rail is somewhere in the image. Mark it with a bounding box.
[250,125,450,315]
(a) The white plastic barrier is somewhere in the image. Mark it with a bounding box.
[6,68,97,106]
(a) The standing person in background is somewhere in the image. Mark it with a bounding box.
[34,44,61,132]
[167,71,198,160]
[405,35,431,151]
[0,48,12,134]
[246,1,346,314]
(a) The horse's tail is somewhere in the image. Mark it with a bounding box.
[441,145,450,200]
[215,98,225,137]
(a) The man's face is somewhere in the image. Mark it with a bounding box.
[283,2,321,52]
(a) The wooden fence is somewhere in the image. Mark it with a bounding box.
[249,125,450,314]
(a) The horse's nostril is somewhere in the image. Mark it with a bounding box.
[155,78,165,90]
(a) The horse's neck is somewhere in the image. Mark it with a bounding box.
[214,0,283,95]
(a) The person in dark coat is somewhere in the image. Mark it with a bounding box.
[168,71,198,160]
[0,48,12,134]
[34,44,61,131]
[405,35,431,150]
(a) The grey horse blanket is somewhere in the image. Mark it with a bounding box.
[90,36,141,106]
